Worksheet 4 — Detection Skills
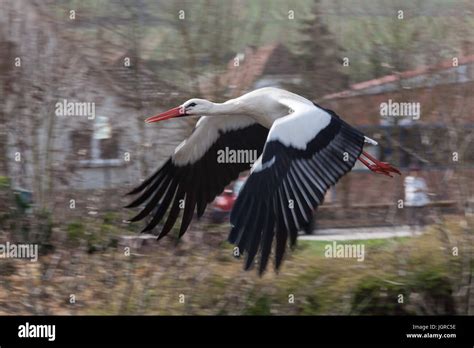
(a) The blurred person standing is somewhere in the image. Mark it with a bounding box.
[404,164,430,231]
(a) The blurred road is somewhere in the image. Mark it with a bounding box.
[300,226,422,241]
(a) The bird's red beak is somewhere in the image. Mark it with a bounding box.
[145,106,185,123]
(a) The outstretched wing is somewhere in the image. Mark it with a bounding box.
[229,104,365,274]
[126,116,269,239]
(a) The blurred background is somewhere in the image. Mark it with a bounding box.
[0,0,473,315]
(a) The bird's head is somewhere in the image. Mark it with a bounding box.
[145,99,214,123]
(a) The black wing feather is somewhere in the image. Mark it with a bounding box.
[229,111,365,274]
[126,123,268,238]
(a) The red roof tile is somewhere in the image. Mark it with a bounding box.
[323,54,474,100]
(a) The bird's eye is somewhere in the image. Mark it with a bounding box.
[187,102,197,108]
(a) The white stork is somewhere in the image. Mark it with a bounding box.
[126,87,400,274]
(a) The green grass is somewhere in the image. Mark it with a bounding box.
[298,237,410,255]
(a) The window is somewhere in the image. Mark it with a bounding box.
[409,126,474,167]
[72,129,93,160]
[71,116,123,167]
[357,125,474,169]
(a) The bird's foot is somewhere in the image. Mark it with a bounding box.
[358,151,401,177]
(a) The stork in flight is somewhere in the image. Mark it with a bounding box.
[126,87,400,274]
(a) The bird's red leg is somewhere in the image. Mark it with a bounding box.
[358,151,401,177]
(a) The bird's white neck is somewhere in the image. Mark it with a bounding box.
[202,88,314,128]
[204,95,286,128]
[208,99,245,115]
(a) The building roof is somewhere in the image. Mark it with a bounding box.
[95,50,184,108]
[323,54,474,100]
[202,43,299,99]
